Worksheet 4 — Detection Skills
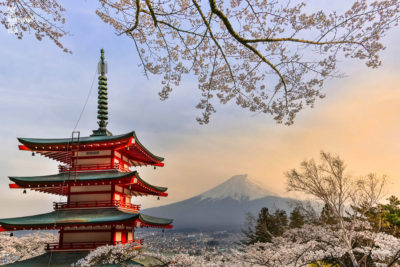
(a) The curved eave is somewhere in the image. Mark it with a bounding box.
[0,209,173,230]
[9,171,135,185]
[0,208,139,229]
[18,131,164,165]
[139,213,173,226]
[9,171,168,195]
[17,132,134,146]
[135,172,168,193]
[131,132,164,162]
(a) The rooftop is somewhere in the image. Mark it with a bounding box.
[0,208,173,230]
[9,170,168,196]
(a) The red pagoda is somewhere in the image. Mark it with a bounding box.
[0,49,173,252]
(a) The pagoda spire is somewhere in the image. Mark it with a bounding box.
[92,49,112,136]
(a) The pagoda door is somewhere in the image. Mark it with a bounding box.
[115,231,122,244]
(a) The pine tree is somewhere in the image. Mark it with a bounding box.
[243,208,288,244]
[254,207,274,243]
[364,195,400,237]
[289,207,305,228]
[320,204,337,225]
[272,209,288,236]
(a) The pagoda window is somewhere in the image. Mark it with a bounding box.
[112,157,129,171]
[128,231,133,241]
[115,185,123,193]
[125,188,132,195]
[114,151,122,159]
[115,231,122,243]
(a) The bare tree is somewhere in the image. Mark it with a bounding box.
[286,151,387,267]
[3,1,400,124]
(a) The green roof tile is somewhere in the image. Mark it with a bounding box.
[9,170,168,193]
[0,208,173,228]
[17,131,164,162]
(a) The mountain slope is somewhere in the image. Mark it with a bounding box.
[144,175,295,231]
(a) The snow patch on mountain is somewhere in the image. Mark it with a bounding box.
[199,174,273,201]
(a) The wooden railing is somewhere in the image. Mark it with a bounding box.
[53,200,141,211]
[45,240,143,251]
[58,163,130,173]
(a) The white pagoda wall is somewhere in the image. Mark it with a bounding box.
[69,185,112,202]
[63,232,112,243]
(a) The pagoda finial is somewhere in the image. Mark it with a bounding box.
[92,49,112,136]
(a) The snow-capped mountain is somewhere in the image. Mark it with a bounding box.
[144,175,295,231]
[199,174,273,201]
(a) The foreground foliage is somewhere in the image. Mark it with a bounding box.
[0,232,57,265]
[73,223,400,267]
[74,243,141,267]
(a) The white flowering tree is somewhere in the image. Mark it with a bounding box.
[234,224,400,267]
[286,151,393,267]
[74,225,400,267]
[75,244,244,267]
[96,0,400,125]
[0,232,57,265]
[0,0,68,52]
[2,1,400,124]
[74,243,141,267]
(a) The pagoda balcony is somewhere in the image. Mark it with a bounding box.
[45,240,143,251]
[58,163,131,173]
[53,200,141,212]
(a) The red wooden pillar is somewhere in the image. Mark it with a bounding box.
[121,230,127,244]
[67,184,71,204]
[111,183,115,202]
[59,228,64,248]
[111,225,116,245]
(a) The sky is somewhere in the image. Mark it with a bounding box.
[1,1,400,217]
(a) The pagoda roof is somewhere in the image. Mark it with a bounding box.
[9,170,168,196]
[0,208,173,230]
[17,131,164,167]
[18,131,134,146]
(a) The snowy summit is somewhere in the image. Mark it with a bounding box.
[199,174,273,201]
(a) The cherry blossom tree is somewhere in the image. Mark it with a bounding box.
[235,223,400,267]
[286,151,388,267]
[74,243,141,267]
[74,225,400,267]
[0,0,69,52]
[2,1,400,124]
[95,0,400,124]
[74,244,241,267]
[0,232,57,265]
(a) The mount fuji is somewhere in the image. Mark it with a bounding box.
[144,175,295,231]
